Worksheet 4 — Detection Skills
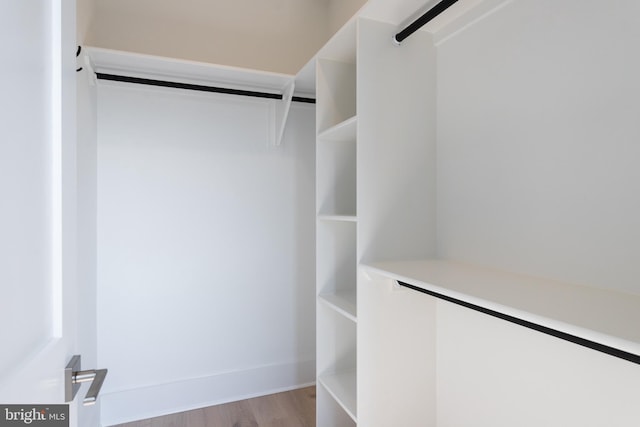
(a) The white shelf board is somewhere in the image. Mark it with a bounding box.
[318,371,357,423]
[363,259,640,357]
[317,215,357,222]
[319,291,357,322]
[317,116,357,142]
[85,46,293,95]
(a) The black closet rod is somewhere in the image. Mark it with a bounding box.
[396,280,640,366]
[394,0,459,44]
[95,73,316,104]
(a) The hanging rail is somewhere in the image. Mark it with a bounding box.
[394,0,460,44]
[95,73,316,104]
[397,280,640,366]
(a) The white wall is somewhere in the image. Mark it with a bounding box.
[433,1,640,425]
[96,81,315,425]
[87,0,328,74]
[436,0,640,295]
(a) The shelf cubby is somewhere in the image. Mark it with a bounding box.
[316,129,356,218]
[317,302,357,377]
[317,220,357,297]
[317,380,357,427]
[319,370,357,423]
[316,60,356,134]
[318,290,357,322]
[317,302,357,426]
[318,116,357,143]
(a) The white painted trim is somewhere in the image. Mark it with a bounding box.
[100,359,315,426]
[50,0,63,338]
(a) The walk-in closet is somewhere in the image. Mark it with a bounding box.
[2,1,639,426]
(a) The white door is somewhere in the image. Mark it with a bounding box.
[0,1,95,425]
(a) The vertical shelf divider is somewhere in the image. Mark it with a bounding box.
[315,18,359,427]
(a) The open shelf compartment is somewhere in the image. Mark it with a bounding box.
[319,290,357,322]
[318,370,357,423]
[316,137,356,218]
[316,52,356,134]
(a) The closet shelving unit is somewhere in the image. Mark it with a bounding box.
[357,3,640,426]
[315,18,359,427]
[309,0,640,425]
[313,9,443,425]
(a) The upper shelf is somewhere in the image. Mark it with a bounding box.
[85,47,295,96]
[363,259,640,358]
[318,116,357,142]
[319,370,357,423]
[319,291,357,322]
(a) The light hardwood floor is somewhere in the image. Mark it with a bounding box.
[111,386,316,427]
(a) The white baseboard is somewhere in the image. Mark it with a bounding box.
[100,359,315,426]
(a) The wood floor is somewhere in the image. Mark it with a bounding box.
[111,386,316,427]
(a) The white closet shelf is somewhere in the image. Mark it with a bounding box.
[85,47,295,96]
[363,259,640,358]
[319,291,357,322]
[317,214,358,222]
[318,371,357,423]
[317,116,357,142]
